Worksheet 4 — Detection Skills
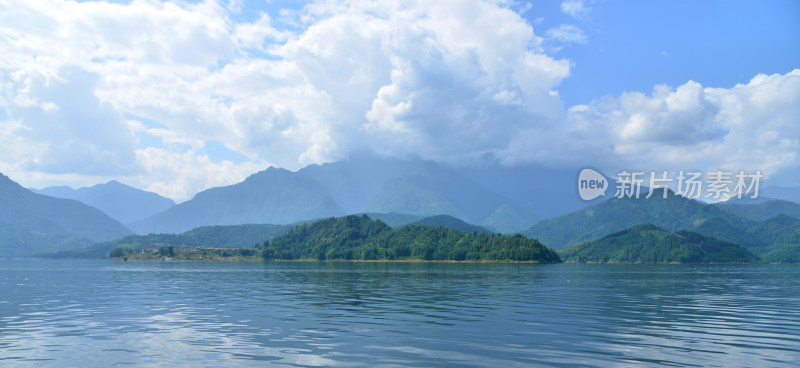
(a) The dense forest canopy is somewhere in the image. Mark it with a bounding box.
[559,224,760,264]
[261,215,561,263]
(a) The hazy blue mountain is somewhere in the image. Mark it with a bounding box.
[0,173,133,257]
[298,154,430,213]
[300,154,539,233]
[363,213,424,228]
[481,204,534,234]
[524,189,755,250]
[364,161,539,233]
[761,186,800,204]
[714,200,800,221]
[33,180,175,224]
[31,185,74,198]
[114,155,602,235]
[408,214,493,234]
[302,155,601,233]
[559,224,759,264]
[455,163,612,220]
[129,167,345,234]
[111,155,605,235]
[718,196,775,205]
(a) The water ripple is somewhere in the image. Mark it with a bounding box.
[0,260,799,367]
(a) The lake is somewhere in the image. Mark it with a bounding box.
[1,260,798,367]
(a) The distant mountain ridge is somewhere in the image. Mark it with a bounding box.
[363,162,538,232]
[0,173,132,257]
[33,180,175,224]
[524,189,800,263]
[130,156,585,235]
[408,215,493,234]
[129,167,346,234]
[761,186,800,204]
[523,189,753,250]
[714,200,800,221]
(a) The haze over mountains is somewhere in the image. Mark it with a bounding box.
[0,174,132,257]
[129,155,590,234]
[2,153,798,262]
[525,189,800,262]
[129,167,347,234]
[761,186,800,204]
[715,199,800,221]
[33,180,175,224]
[524,189,754,250]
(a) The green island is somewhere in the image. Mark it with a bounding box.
[110,215,562,263]
[559,224,760,264]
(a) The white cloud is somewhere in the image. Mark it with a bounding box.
[0,0,796,199]
[133,147,267,202]
[545,24,587,45]
[501,70,800,182]
[2,66,138,175]
[1,0,572,199]
[234,12,291,50]
[560,0,589,18]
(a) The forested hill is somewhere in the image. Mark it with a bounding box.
[261,215,562,263]
[559,224,760,264]
[524,189,755,250]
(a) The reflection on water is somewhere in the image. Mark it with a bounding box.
[1,260,799,367]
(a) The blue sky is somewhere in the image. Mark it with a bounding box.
[545,0,800,107]
[0,0,798,200]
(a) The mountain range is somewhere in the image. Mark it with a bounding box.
[524,190,800,262]
[33,180,175,224]
[0,174,132,257]
[2,153,798,260]
[129,155,590,234]
[129,167,347,234]
[523,189,754,249]
[714,199,800,221]
[761,186,800,204]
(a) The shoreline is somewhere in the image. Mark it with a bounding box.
[110,257,557,264]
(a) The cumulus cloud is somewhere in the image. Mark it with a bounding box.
[0,0,796,199]
[501,70,800,181]
[1,0,572,199]
[2,66,138,175]
[132,147,266,202]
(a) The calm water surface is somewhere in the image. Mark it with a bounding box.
[0,260,798,367]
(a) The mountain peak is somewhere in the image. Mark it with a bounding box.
[0,174,132,257]
[32,179,175,224]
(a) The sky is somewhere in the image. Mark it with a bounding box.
[0,0,798,201]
